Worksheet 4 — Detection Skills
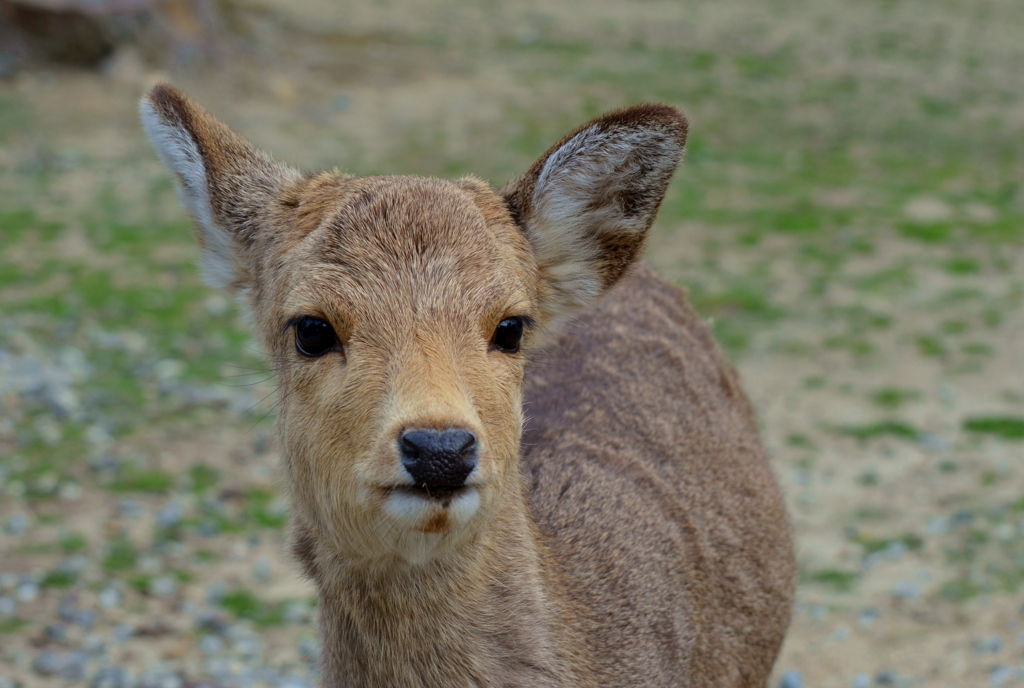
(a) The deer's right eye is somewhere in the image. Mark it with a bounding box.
[294,317,339,357]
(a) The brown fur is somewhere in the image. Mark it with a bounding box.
[140,84,795,687]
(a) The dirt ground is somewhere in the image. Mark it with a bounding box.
[1,0,1024,686]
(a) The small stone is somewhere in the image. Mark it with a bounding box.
[0,572,15,590]
[198,519,220,538]
[976,636,1003,655]
[990,665,1015,686]
[119,500,145,518]
[60,651,89,681]
[32,649,65,676]
[893,581,921,599]
[206,583,227,605]
[858,607,880,628]
[851,674,871,688]
[296,636,320,662]
[58,594,78,621]
[16,582,38,602]
[156,501,183,529]
[778,670,804,688]
[253,558,272,584]
[151,577,176,597]
[876,670,897,686]
[5,513,29,536]
[82,634,106,656]
[92,665,133,688]
[0,595,16,617]
[99,587,121,609]
[199,634,222,656]
[45,623,69,641]
[277,677,311,688]
[113,624,134,642]
[75,608,97,629]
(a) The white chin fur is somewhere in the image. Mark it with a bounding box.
[384,488,480,530]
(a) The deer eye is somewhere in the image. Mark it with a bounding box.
[492,317,524,354]
[294,317,339,357]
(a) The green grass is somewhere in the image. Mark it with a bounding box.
[219,589,288,627]
[872,388,923,410]
[804,568,860,593]
[112,470,175,495]
[963,416,1024,441]
[838,421,921,442]
[103,538,138,573]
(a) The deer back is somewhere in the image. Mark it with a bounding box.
[522,263,795,687]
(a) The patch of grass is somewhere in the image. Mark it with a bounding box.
[872,387,923,410]
[899,221,953,243]
[963,416,1024,440]
[59,532,88,554]
[112,469,174,495]
[0,619,28,634]
[944,257,980,275]
[219,588,288,627]
[852,532,924,556]
[915,334,946,357]
[940,579,981,602]
[245,488,288,529]
[805,568,860,593]
[103,538,138,572]
[40,569,78,588]
[189,464,220,493]
[838,420,920,442]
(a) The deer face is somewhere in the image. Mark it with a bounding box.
[141,85,686,563]
[266,176,539,562]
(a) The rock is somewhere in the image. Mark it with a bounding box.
[58,594,78,621]
[851,674,871,688]
[156,501,183,529]
[199,634,222,656]
[893,581,921,599]
[876,669,897,686]
[32,649,65,675]
[92,665,134,688]
[45,623,69,641]
[778,670,803,688]
[151,577,176,597]
[253,558,272,584]
[975,636,1003,655]
[76,608,97,629]
[82,633,106,656]
[15,581,38,602]
[0,595,16,617]
[990,665,1015,687]
[137,667,183,688]
[5,513,30,536]
[60,651,89,681]
[98,587,121,609]
[119,499,145,518]
[113,624,133,642]
[858,607,881,628]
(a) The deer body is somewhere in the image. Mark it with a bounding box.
[141,85,795,687]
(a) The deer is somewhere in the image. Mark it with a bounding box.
[140,83,795,687]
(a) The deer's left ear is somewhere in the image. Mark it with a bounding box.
[501,104,687,321]
[140,84,301,292]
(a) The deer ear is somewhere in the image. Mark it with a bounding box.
[140,84,300,291]
[502,104,686,320]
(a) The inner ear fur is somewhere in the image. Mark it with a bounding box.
[501,104,687,320]
[140,84,302,291]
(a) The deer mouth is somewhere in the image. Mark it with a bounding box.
[382,485,482,532]
[389,484,470,503]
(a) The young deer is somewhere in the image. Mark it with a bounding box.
[141,84,795,687]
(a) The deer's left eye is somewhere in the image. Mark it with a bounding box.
[295,317,338,357]
[492,317,524,354]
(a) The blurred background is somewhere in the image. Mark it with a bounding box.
[0,1,1023,686]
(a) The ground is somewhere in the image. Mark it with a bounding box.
[1,0,1023,686]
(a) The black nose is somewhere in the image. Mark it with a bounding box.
[399,428,478,488]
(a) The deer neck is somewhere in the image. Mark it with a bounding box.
[314,489,586,688]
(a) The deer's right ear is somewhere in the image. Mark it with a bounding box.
[140,84,300,292]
